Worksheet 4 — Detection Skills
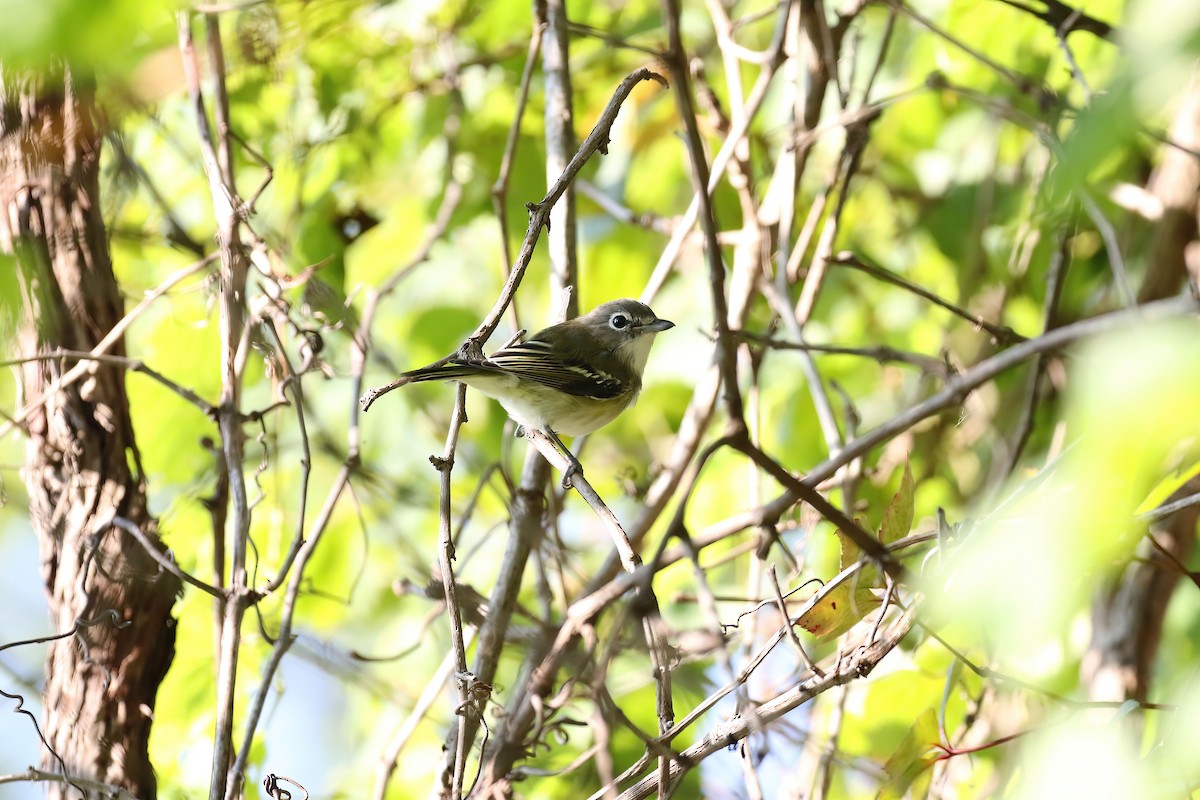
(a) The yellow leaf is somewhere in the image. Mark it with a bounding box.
[796,580,882,643]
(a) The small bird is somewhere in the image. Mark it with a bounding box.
[381,298,673,483]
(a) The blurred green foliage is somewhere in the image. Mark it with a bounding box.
[2,0,1199,797]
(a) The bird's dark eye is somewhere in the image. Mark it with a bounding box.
[610,314,629,330]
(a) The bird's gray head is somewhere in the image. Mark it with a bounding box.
[579,299,674,376]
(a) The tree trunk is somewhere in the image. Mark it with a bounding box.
[1081,77,1200,705]
[1,65,180,799]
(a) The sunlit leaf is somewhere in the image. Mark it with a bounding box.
[1134,449,1200,515]
[879,458,916,545]
[879,707,941,800]
[796,579,882,643]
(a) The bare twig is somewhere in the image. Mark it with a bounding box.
[372,635,473,800]
[769,564,822,676]
[577,179,675,235]
[258,323,313,596]
[1143,490,1200,524]
[541,0,579,316]
[641,0,792,303]
[830,253,1026,345]
[524,429,641,573]
[1002,233,1068,476]
[490,21,545,330]
[435,386,472,800]
[104,516,222,598]
[615,609,918,799]
[0,254,215,440]
[1078,190,1136,307]
[461,67,666,355]
[736,333,954,378]
[0,350,215,416]
[1146,533,1200,593]
[989,0,1114,40]
[661,0,744,430]
[0,769,138,800]
[178,12,258,799]
[361,67,668,411]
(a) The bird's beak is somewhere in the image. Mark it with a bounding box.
[641,318,675,333]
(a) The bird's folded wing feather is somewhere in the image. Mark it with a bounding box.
[483,340,625,399]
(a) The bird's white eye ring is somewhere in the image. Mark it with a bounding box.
[610,313,630,330]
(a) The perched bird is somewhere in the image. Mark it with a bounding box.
[376,298,673,482]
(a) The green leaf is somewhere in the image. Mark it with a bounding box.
[879,707,941,800]
[839,521,883,588]
[0,0,176,73]
[879,458,916,545]
[838,521,867,571]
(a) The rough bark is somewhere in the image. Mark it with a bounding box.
[1,66,180,798]
[1081,78,1200,704]
[1083,483,1199,703]
[1137,75,1200,304]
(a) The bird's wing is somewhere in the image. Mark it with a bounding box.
[484,340,625,399]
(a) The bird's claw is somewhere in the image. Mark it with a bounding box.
[560,447,586,489]
[561,461,579,490]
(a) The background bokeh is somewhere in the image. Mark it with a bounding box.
[2,0,1199,797]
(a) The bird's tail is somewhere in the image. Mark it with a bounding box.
[400,360,497,385]
[360,359,499,412]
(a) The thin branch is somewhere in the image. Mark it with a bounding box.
[614,609,918,799]
[733,434,904,579]
[830,253,1026,344]
[205,12,236,189]
[0,254,215,439]
[1055,24,1093,98]
[756,296,1198,522]
[1078,190,1136,307]
[524,429,641,573]
[461,67,667,355]
[257,323,313,596]
[490,20,546,331]
[434,386,472,800]
[104,516,222,598]
[1142,490,1200,524]
[0,769,138,800]
[989,0,1114,40]
[641,0,792,303]
[661,0,745,428]
[179,13,255,798]
[1002,232,1068,476]
[577,179,675,235]
[861,2,899,104]
[361,67,668,410]
[1146,533,1200,592]
[769,564,822,676]
[541,0,579,315]
[0,350,215,416]
[736,333,953,378]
